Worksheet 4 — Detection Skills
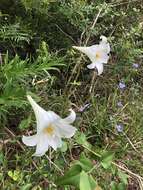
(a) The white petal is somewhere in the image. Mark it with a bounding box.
[88,45,105,63]
[74,45,103,63]
[72,46,90,55]
[33,134,49,156]
[87,63,96,69]
[100,35,108,43]
[47,135,62,150]
[22,134,38,146]
[95,62,104,75]
[99,36,110,54]
[56,121,77,138]
[100,53,109,64]
[73,36,110,65]
[63,109,76,124]
[27,95,60,132]
[27,95,47,116]
[73,45,94,62]
[100,43,110,54]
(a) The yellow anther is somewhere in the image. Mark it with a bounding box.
[43,124,54,135]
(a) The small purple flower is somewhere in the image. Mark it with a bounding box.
[116,124,123,133]
[117,101,123,108]
[132,63,139,68]
[118,82,126,90]
[79,103,91,112]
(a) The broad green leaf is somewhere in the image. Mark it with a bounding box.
[74,154,93,172]
[88,175,97,189]
[56,165,82,188]
[101,152,114,169]
[80,171,91,190]
[118,183,126,190]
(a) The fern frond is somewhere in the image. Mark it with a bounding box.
[0,23,31,43]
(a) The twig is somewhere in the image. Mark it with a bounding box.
[86,7,104,95]
[85,7,103,46]
[82,145,143,181]
[138,177,143,190]
[89,70,97,94]
[46,155,64,175]
[67,7,103,92]
[123,132,140,153]
[55,24,76,44]
[66,55,83,88]
[113,162,143,181]
[5,127,25,151]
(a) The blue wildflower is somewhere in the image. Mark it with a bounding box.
[132,63,139,68]
[116,124,123,133]
[79,103,91,112]
[117,101,123,108]
[118,82,126,90]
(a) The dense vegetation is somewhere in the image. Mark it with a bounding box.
[0,0,143,189]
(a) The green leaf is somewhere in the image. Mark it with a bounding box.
[76,133,87,145]
[111,165,117,175]
[110,181,118,190]
[56,165,82,188]
[118,170,128,185]
[80,171,91,190]
[21,184,32,190]
[74,154,93,172]
[118,183,126,190]
[101,151,114,169]
[60,141,68,152]
[88,175,97,189]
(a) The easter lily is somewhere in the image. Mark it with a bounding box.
[72,36,110,75]
[22,95,77,156]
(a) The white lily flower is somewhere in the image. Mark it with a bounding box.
[72,35,110,75]
[22,95,77,157]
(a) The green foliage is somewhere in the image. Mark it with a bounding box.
[0,23,31,43]
[56,156,97,190]
[0,42,64,126]
[79,171,92,190]
[101,151,114,169]
[56,165,82,188]
[0,0,143,189]
[21,0,51,12]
